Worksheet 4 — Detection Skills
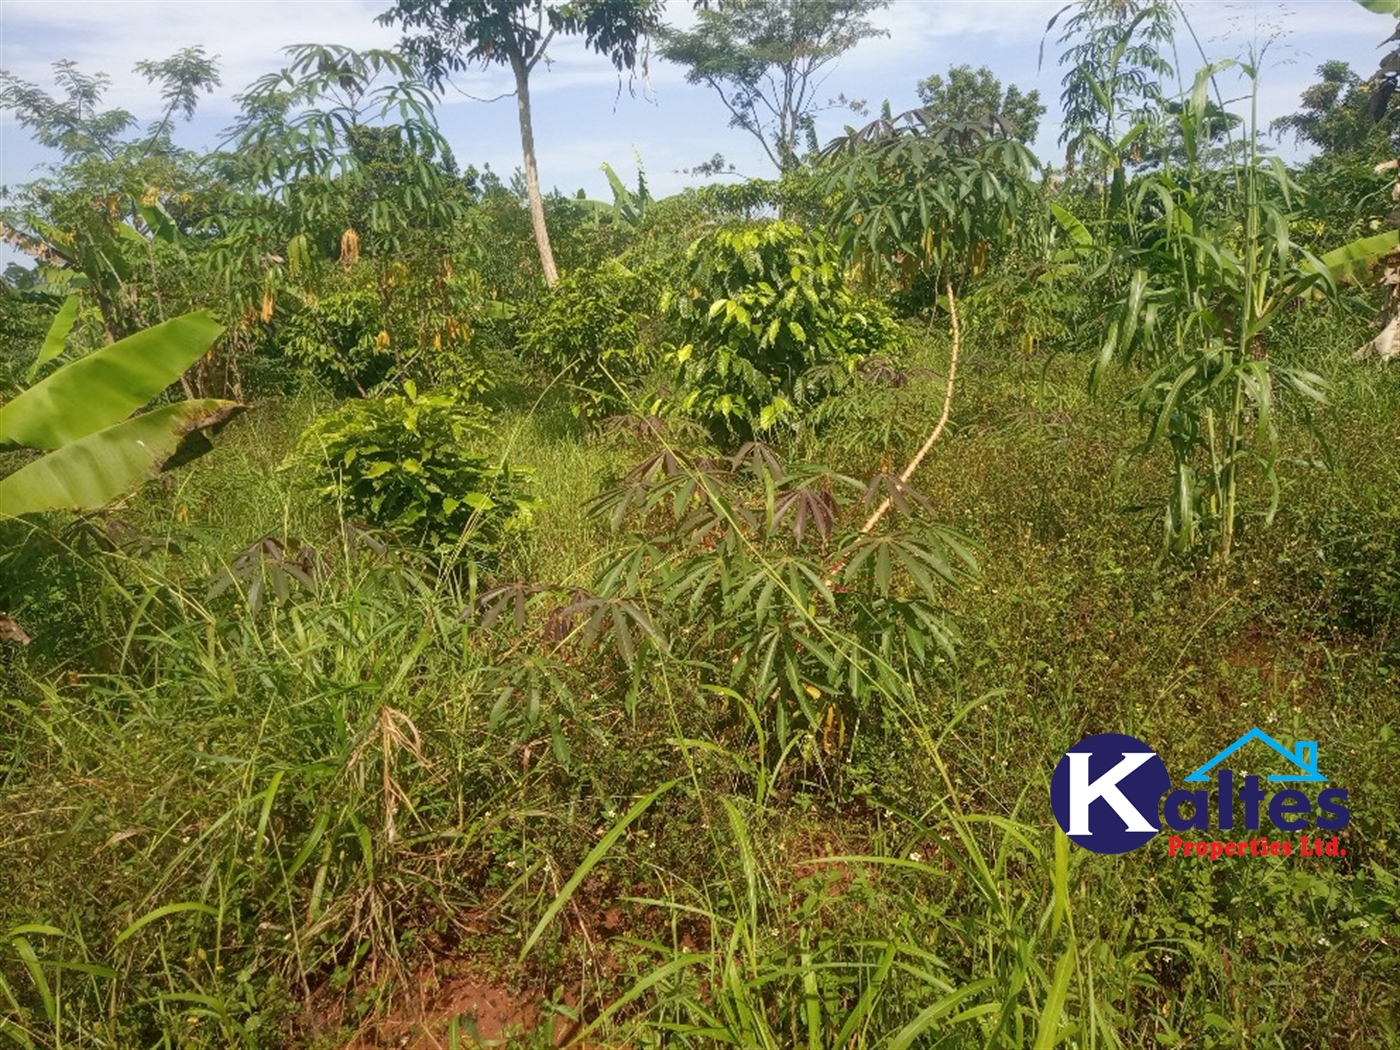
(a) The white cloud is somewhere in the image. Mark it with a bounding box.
[1,1,400,114]
[1,0,1394,185]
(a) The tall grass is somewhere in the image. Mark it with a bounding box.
[2,323,1398,1047]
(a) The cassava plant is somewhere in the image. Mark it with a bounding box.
[818,107,1040,302]
[574,442,974,751]
[817,111,1030,526]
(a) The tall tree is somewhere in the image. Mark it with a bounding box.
[0,49,220,164]
[0,50,221,341]
[379,0,663,287]
[1272,60,1400,158]
[916,64,1045,144]
[658,0,887,175]
[1048,0,1174,178]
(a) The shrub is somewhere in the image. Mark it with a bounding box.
[296,383,533,558]
[519,262,659,425]
[275,288,394,396]
[663,222,903,441]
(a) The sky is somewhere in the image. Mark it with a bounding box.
[0,1,1393,210]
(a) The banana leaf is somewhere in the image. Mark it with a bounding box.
[1314,229,1399,285]
[26,295,80,383]
[0,312,224,450]
[0,400,244,516]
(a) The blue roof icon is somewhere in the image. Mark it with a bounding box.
[1183,728,1326,784]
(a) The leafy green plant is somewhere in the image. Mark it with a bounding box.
[584,442,976,749]
[275,287,395,396]
[818,108,1040,302]
[295,382,533,558]
[0,303,242,516]
[0,50,222,344]
[519,261,658,425]
[1090,64,1395,560]
[381,0,664,286]
[664,222,903,440]
[1048,0,1175,198]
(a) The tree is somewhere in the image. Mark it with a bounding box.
[915,64,1045,144]
[379,0,663,287]
[0,51,221,341]
[1272,60,1400,158]
[658,0,887,175]
[0,49,219,163]
[1048,0,1174,180]
[215,45,463,297]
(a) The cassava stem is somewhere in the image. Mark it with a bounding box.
[856,279,961,537]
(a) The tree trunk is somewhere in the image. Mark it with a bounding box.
[510,53,558,288]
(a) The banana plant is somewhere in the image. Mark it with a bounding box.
[0,299,243,516]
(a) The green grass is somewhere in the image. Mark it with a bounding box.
[1,315,1398,1048]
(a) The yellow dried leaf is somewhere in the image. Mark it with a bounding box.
[340,227,360,269]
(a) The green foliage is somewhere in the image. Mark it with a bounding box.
[0,308,241,516]
[2,340,1399,1047]
[495,438,976,749]
[819,111,1040,299]
[0,49,219,162]
[960,252,1080,355]
[383,0,664,82]
[519,262,658,424]
[916,63,1045,143]
[296,382,533,557]
[663,222,903,439]
[1049,0,1175,184]
[210,44,465,322]
[380,0,666,284]
[7,15,1400,1049]
[0,52,222,345]
[1272,59,1400,159]
[657,0,888,173]
[1316,489,1400,640]
[275,288,395,396]
[0,281,52,392]
[1084,64,1395,561]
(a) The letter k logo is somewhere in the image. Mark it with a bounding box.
[1050,733,1171,854]
[1066,752,1157,835]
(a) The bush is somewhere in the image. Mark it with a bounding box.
[274,288,394,396]
[663,222,903,441]
[296,383,533,558]
[519,262,659,425]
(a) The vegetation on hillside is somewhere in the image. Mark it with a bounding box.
[2,1,1399,1046]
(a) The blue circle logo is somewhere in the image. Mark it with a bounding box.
[1050,733,1170,854]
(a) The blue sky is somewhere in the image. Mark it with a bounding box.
[0,1,1392,206]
